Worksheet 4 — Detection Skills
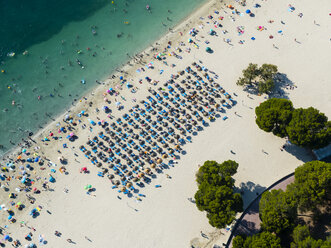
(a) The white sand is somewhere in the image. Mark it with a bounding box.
[1,0,331,247]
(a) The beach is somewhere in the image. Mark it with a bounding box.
[0,0,331,247]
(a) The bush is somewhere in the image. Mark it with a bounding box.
[255,99,331,149]
[194,160,243,228]
[259,189,297,234]
[286,107,331,149]
[233,232,281,248]
[287,161,331,212]
[255,98,293,137]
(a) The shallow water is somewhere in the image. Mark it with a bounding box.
[0,0,204,156]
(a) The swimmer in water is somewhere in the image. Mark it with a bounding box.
[38,96,41,100]
[12,100,15,106]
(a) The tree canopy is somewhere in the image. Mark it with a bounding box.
[237,63,278,94]
[255,98,293,137]
[255,99,331,149]
[259,189,297,234]
[291,225,310,247]
[287,161,331,212]
[232,232,281,248]
[286,107,331,149]
[194,160,243,229]
[290,225,331,248]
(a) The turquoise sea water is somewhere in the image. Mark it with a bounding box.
[0,0,203,156]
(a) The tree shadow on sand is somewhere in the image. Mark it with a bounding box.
[283,142,313,162]
[268,73,295,99]
[235,181,267,209]
[242,73,294,99]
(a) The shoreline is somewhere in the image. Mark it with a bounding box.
[0,0,218,162]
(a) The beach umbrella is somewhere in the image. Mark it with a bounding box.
[162,154,168,159]
[144,168,151,174]
[133,177,139,182]
[126,182,132,188]
[151,152,157,158]
[157,158,163,164]
[246,9,251,14]
[133,134,139,140]
[138,172,145,178]
[121,186,126,192]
